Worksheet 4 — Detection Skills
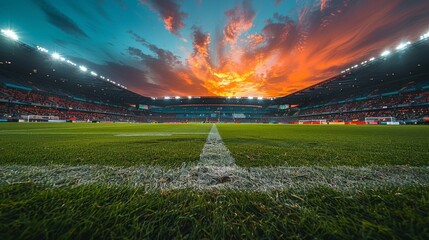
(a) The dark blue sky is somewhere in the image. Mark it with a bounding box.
[2,0,429,97]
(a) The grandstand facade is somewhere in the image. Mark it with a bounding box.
[1,32,428,124]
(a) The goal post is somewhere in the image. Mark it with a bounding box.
[365,116,396,124]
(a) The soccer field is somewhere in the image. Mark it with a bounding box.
[1,123,429,239]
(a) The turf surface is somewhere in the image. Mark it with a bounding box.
[1,123,428,239]
[1,184,428,239]
[217,124,429,167]
[0,123,211,167]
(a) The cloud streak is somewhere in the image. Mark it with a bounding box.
[141,0,188,36]
[34,0,89,39]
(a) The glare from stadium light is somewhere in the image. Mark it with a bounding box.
[257,97,263,100]
[60,57,65,61]
[175,96,180,99]
[164,96,171,100]
[380,50,391,57]
[79,65,87,72]
[248,96,254,100]
[353,64,358,68]
[420,31,429,40]
[369,57,375,61]
[51,52,61,60]
[90,71,97,76]
[396,42,411,51]
[1,29,19,41]
[188,96,192,99]
[227,96,231,99]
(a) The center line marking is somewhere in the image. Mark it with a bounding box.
[199,124,235,167]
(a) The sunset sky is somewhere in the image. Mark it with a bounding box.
[1,0,429,97]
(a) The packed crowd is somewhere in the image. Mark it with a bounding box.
[291,107,428,122]
[295,91,429,120]
[0,104,143,122]
[0,87,138,121]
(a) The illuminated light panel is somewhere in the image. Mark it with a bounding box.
[1,29,19,40]
[51,52,61,60]
[420,31,429,40]
[36,46,48,53]
[79,66,88,72]
[380,50,391,57]
[396,41,411,50]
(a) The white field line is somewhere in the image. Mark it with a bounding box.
[1,165,428,191]
[1,124,428,191]
[199,124,235,167]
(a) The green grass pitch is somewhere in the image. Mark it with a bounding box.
[1,123,428,239]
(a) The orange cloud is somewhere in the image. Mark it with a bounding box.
[141,0,188,36]
[183,0,429,97]
[129,0,429,98]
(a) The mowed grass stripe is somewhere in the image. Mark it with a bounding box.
[217,124,429,167]
[2,165,428,191]
[0,123,212,167]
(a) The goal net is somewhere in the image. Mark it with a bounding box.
[298,119,328,124]
[365,116,396,124]
[22,115,60,122]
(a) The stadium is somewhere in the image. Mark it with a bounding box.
[1,0,429,239]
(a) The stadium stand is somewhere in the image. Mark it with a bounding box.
[0,30,428,124]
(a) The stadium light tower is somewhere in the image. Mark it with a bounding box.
[1,29,19,41]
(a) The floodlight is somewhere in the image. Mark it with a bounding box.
[60,57,65,61]
[1,29,19,41]
[175,96,180,99]
[79,65,87,72]
[164,96,171,100]
[396,42,410,50]
[90,71,97,76]
[369,57,375,61]
[37,46,49,53]
[188,96,192,99]
[257,97,263,100]
[52,52,61,60]
[420,31,429,40]
[248,96,254,100]
[380,50,391,57]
